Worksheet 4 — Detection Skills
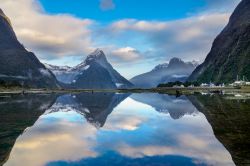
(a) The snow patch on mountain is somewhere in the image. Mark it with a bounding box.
[44,63,71,71]
[83,65,90,70]
[39,68,52,77]
[153,63,169,71]
[172,74,189,78]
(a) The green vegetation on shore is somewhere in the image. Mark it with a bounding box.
[158,81,200,88]
[0,86,249,96]
[0,80,23,89]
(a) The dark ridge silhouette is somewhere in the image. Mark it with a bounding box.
[188,94,250,166]
[189,0,250,83]
[0,94,57,165]
[0,9,59,88]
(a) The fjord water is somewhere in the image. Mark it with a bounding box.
[0,93,249,166]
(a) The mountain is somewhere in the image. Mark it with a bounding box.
[47,49,134,89]
[0,9,59,88]
[130,58,198,88]
[189,0,250,83]
[44,63,73,84]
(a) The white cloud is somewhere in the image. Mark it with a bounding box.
[111,47,141,61]
[5,111,98,166]
[4,96,235,166]
[104,115,145,131]
[100,0,115,11]
[106,13,230,62]
[0,0,94,59]
[205,0,241,12]
[110,19,168,32]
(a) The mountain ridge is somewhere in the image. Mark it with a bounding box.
[130,58,198,88]
[0,9,60,88]
[47,49,133,89]
[188,0,250,83]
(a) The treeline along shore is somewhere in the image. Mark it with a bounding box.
[0,86,250,95]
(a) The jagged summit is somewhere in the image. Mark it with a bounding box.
[153,58,197,72]
[153,63,169,71]
[87,49,106,59]
[168,57,187,69]
[71,49,108,72]
[169,57,182,63]
[153,58,184,71]
[84,49,108,65]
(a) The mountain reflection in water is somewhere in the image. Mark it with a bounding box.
[1,92,248,166]
[188,94,250,166]
[0,94,57,165]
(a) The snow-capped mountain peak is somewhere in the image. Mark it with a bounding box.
[44,49,133,88]
[84,49,108,64]
[153,63,169,71]
[88,48,105,59]
[71,49,108,72]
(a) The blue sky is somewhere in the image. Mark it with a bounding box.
[0,0,240,78]
[39,0,205,21]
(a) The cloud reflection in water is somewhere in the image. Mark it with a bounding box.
[4,93,235,166]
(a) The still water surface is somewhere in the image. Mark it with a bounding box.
[1,92,249,166]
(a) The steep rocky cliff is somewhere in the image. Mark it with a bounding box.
[189,0,250,83]
[0,9,59,88]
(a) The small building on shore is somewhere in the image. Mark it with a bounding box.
[233,81,246,86]
[201,83,216,88]
[201,83,209,87]
[231,76,250,87]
